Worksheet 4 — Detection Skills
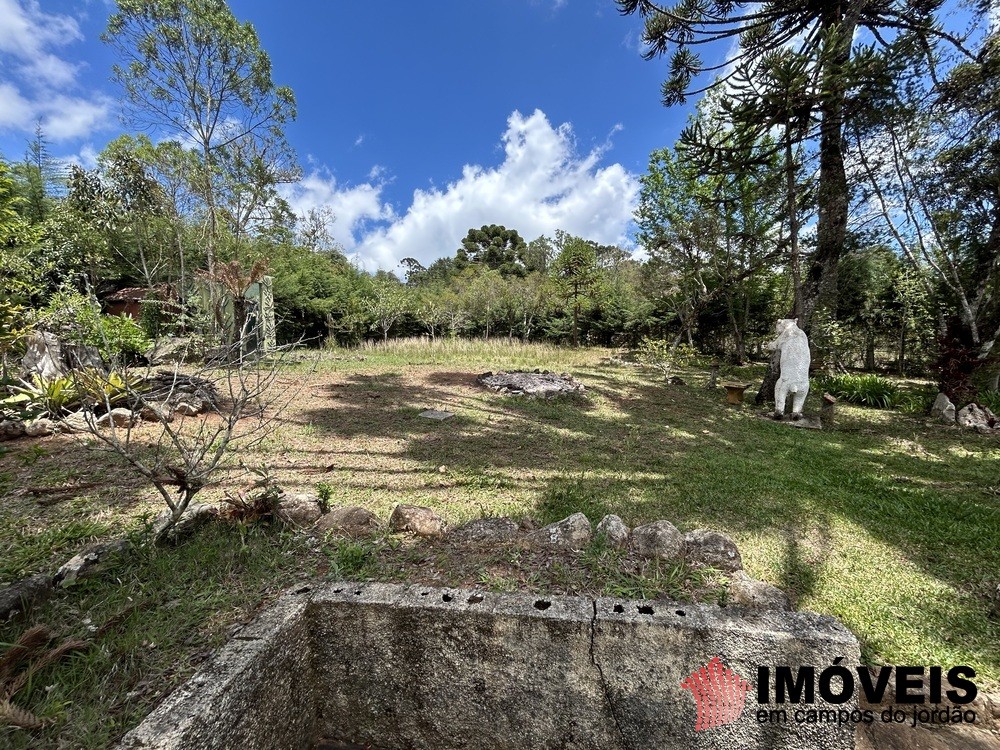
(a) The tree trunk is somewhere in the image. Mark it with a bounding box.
[800,12,854,332]
[755,349,781,406]
[864,333,876,371]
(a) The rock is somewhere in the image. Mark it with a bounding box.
[683,529,743,572]
[97,408,137,428]
[174,399,202,417]
[450,517,519,544]
[316,506,382,537]
[0,573,53,619]
[0,419,26,441]
[595,515,629,549]
[62,343,104,371]
[278,493,323,527]
[957,403,998,432]
[630,520,684,561]
[418,410,454,420]
[527,512,592,550]
[21,331,65,380]
[388,504,447,538]
[24,418,57,437]
[55,540,129,587]
[931,392,957,423]
[147,336,198,365]
[729,571,791,610]
[477,371,585,398]
[152,504,219,544]
[60,412,92,433]
[140,403,174,423]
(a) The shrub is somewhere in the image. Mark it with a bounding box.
[636,338,703,378]
[820,373,906,409]
[38,291,151,360]
[980,390,1000,415]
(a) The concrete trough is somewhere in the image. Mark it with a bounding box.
[118,582,860,750]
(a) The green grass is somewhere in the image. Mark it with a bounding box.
[0,523,326,749]
[1,340,998,747]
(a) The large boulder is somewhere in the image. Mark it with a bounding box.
[62,343,104,371]
[527,512,592,550]
[595,514,629,550]
[60,412,92,433]
[450,517,519,544]
[0,419,26,441]
[729,571,791,611]
[97,408,137,428]
[930,392,956,423]
[21,331,65,380]
[957,403,998,433]
[0,573,53,619]
[55,540,130,587]
[683,529,743,572]
[278,493,323,528]
[316,506,382,537]
[388,504,447,538]
[630,520,684,561]
[24,418,57,437]
[139,403,174,423]
[152,504,219,544]
[147,337,199,365]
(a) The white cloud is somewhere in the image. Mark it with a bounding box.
[280,168,396,253]
[0,0,110,142]
[353,109,639,270]
[0,82,34,130]
[40,93,114,140]
[283,110,638,271]
[354,134,365,147]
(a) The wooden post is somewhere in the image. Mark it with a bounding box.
[706,361,721,390]
[821,392,837,425]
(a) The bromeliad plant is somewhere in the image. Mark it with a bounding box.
[9,375,80,417]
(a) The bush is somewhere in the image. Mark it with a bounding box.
[38,291,151,360]
[635,338,703,377]
[819,373,907,409]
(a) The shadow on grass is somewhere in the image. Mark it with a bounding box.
[292,361,1000,679]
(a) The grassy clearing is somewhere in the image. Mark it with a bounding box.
[1,338,998,747]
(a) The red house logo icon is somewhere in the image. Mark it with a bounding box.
[680,657,751,731]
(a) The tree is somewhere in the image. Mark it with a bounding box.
[17,123,60,224]
[104,0,297,278]
[616,0,974,329]
[853,28,1000,393]
[553,232,599,346]
[361,274,410,341]
[297,206,342,254]
[62,338,295,540]
[458,225,530,277]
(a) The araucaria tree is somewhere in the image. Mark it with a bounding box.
[616,0,971,330]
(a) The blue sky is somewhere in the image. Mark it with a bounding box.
[0,0,702,270]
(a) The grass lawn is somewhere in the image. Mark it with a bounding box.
[1,338,998,747]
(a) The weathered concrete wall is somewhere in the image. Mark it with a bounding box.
[311,582,859,750]
[120,582,860,750]
[117,589,315,750]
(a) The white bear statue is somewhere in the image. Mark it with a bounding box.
[767,318,810,420]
